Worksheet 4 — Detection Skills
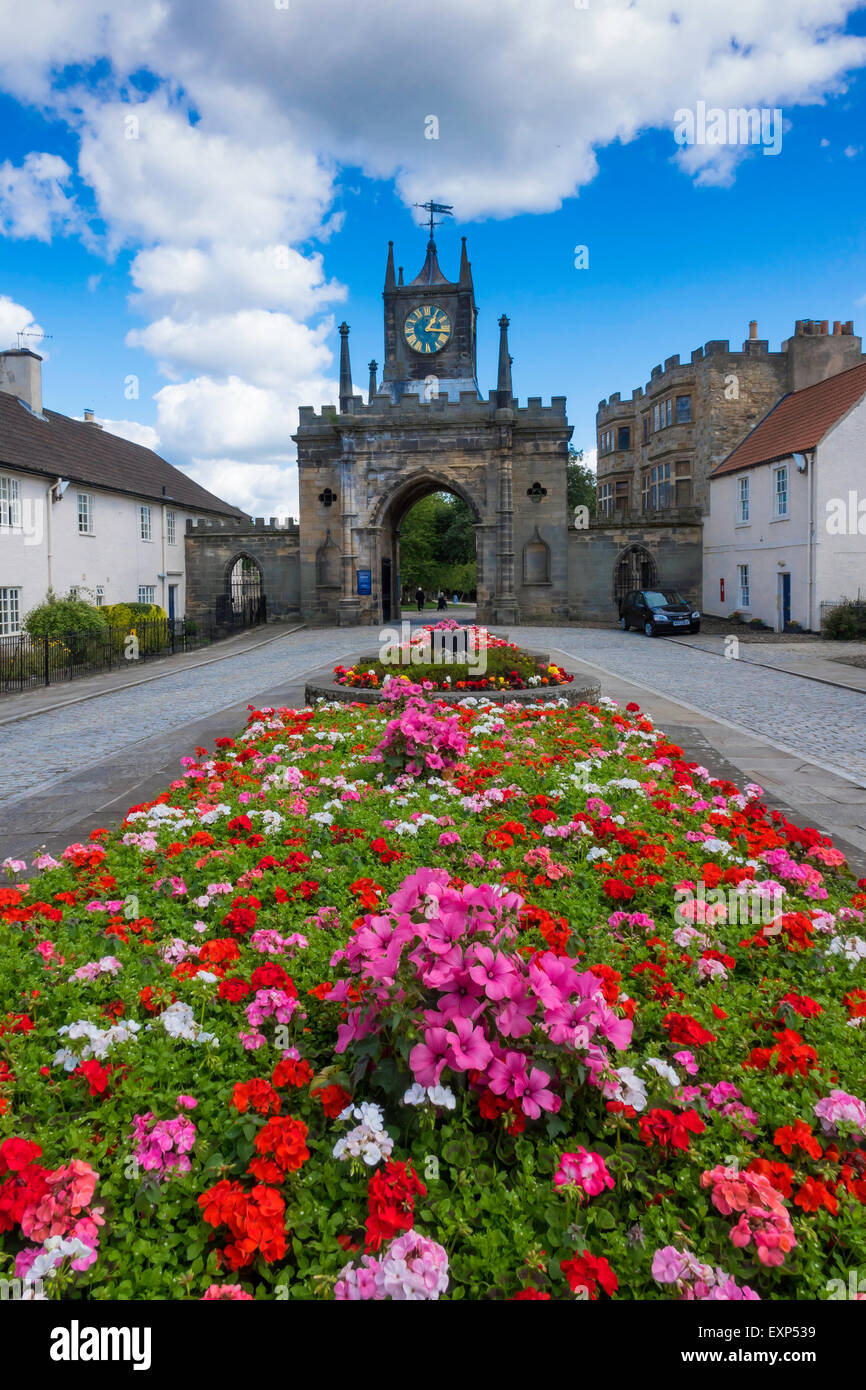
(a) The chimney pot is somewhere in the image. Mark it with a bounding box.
[749,320,758,340]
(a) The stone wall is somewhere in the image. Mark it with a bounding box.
[295,391,572,627]
[184,517,301,623]
[569,520,703,623]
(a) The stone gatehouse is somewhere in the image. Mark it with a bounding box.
[294,233,572,626]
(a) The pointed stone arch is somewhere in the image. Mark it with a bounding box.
[613,543,657,604]
[316,528,341,589]
[522,526,551,585]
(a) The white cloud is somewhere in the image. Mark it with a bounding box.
[0,152,80,241]
[76,91,335,255]
[0,293,46,354]
[97,417,161,451]
[126,311,334,391]
[129,242,345,318]
[185,459,297,519]
[3,0,866,512]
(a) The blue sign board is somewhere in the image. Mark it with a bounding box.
[357,569,372,595]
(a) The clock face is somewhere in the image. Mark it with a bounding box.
[404,303,453,354]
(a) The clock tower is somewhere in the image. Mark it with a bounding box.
[380,234,480,401]
[295,219,572,628]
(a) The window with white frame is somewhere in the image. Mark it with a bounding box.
[0,587,21,635]
[68,586,79,599]
[598,482,613,517]
[737,563,750,610]
[166,510,176,545]
[78,492,94,534]
[139,505,152,541]
[95,586,105,607]
[737,475,750,523]
[773,464,788,518]
[0,474,21,529]
[138,585,156,605]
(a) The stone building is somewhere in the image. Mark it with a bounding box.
[294,231,573,626]
[571,318,865,621]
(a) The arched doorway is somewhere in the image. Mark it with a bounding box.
[613,544,656,606]
[218,554,266,627]
[372,472,483,624]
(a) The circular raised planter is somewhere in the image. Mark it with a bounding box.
[305,673,601,707]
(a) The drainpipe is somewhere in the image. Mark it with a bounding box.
[794,450,815,630]
[45,479,59,594]
[161,504,168,612]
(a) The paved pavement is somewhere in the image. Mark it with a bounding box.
[0,622,864,872]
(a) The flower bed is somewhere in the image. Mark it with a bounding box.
[333,622,573,692]
[1,691,864,1301]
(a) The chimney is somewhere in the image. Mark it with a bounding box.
[749,320,758,340]
[0,348,43,415]
[83,408,103,428]
[368,359,378,403]
[833,321,842,335]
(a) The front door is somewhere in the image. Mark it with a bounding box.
[381,557,392,623]
[168,584,177,621]
[778,572,791,630]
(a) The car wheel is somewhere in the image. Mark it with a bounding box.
[643,620,656,637]
[619,616,629,631]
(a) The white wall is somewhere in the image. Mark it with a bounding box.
[703,394,866,630]
[815,396,866,607]
[0,467,204,631]
[703,458,808,630]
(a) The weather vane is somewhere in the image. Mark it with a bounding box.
[413,200,454,239]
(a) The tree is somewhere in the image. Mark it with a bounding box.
[567,447,597,518]
[399,493,477,597]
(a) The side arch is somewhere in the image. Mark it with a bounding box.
[612,544,656,604]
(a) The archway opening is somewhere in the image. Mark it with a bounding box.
[613,544,656,606]
[222,554,266,627]
[378,480,479,623]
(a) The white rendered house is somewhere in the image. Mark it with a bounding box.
[0,348,243,634]
[703,361,866,631]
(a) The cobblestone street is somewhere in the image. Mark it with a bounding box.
[1,622,864,868]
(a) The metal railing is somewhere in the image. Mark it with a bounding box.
[0,603,267,695]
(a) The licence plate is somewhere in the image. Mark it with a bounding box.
[673,619,688,626]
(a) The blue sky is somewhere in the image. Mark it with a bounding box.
[2,1,866,511]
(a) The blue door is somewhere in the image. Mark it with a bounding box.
[780,573,791,629]
[168,585,177,621]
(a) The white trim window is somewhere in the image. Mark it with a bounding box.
[737,563,750,610]
[737,475,750,523]
[139,505,152,541]
[78,491,94,535]
[0,586,21,634]
[95,586,105,607]
[773,464,789,518]
[138,585,156,605]
[598,482,613,517]
[0,474,21,529]
[166,509,176,546]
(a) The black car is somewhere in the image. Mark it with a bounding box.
[618,588,701,636]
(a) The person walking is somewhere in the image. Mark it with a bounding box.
[437,590,447,611]
[415,586,425,612]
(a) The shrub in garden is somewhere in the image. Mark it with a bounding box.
[23,593,108,639]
